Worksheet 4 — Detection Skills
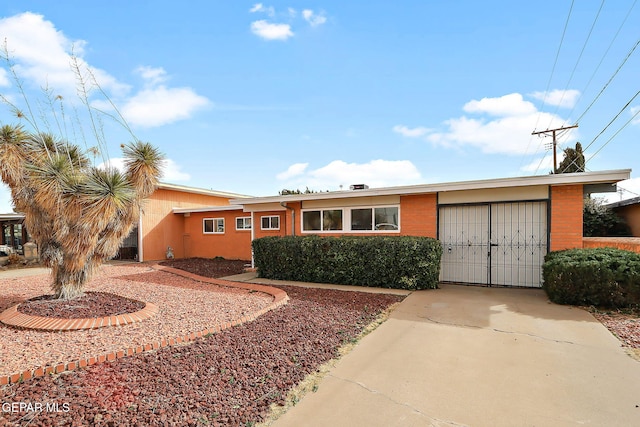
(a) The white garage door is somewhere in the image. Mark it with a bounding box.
[439,202,548,287]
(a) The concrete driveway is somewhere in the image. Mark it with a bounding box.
[272,284,640,427]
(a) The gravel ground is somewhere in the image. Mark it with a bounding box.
[18,292,146,318]
[0,260,404,426]
[0,264,273,379]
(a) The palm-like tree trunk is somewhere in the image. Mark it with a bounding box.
[0,125,163,300]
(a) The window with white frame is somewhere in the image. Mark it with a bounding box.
[302,205,399,233]
[261,215,280,230]
[203,218,225,234]
[302,209,343,231]
[236,217,252,230]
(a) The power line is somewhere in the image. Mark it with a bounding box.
[550,0,605,126]
[574,37,640,124]
[585,92,640,163]
[520,0,575,174]
[564,0,638,123]
[583,90,639,153]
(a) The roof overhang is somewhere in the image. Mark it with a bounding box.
[172,205,245,215]
[157,182,251,199]
[230,169,632,207]
[0,213,25,221]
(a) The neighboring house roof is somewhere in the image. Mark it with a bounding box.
[0,213,24,221]
[606,196,640,209]
[157,182,251,199]
[229,169,631,206]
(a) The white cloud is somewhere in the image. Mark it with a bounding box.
[249,3,275,16]
[302,9,327,27]
[99,157,190,182]
[464,93,536,116]
[277,163,308,180]
[278,159,422,190]
[411,92,577,156]
[135,66,168,87]
[161,158,191,182]
[0,12,209,128]
[0,184,14,213]
[0,12,129,99]
[0,68,10,86]
[288,8,297,18]
[250,20,293,41]
[530,89,581,109]
[393,125,431,138]
[631,106,640,125]
[520,154,561,174]
[118,86,210,127]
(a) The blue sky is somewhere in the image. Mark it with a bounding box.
[0,1,638,212]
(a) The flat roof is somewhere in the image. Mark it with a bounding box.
[229,169,631,205]
[172,205,244,214]
[158,182,251,199]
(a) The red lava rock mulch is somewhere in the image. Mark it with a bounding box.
[160,257,250,279]
[592,311,640,348]
[0,258,405,426]
[18,292,146,319]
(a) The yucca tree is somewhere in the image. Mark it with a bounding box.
[0,124,163,300]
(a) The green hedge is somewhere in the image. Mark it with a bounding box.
[251,235,442,290]
[542,247,640,308]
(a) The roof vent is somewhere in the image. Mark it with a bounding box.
[349,184,369,190]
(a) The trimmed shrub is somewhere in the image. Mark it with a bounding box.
[252,235,442,290]
[542,247,640,308]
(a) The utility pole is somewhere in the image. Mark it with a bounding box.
[532,124,578,173]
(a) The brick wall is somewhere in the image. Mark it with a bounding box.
[400,194,437,238]
[583,237,640,253]
[550,184,584,251]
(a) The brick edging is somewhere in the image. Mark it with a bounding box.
[0,265,289,386]
[0,302,159,331]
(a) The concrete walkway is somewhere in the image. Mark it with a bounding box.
[271,284,640,427]
[0,267,49,279]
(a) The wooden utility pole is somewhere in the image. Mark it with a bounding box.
[532,124,579,173]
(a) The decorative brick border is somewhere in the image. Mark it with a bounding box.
[0,265,289,386]
[0,301,159,331]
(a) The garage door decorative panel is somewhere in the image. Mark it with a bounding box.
[439,205,489,285]
[439,202,548,287]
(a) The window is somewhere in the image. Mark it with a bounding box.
[302,209,344,231]
[302,205,399,233]
[351,208,373,230]
[236,217,252,230]
[203,218,225,234]
[374,207,399,230]
[261,215,280,230]
[350,207,399,230]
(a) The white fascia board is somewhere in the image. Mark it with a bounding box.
[229,169,631,206]
[158,182,252,199]
[172,205,245,214]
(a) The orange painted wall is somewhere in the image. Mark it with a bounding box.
[400,194,437,238]
[253,211,288,239]
[182,211,253,260]
[142,189,235,261]
[550,184,584,251]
